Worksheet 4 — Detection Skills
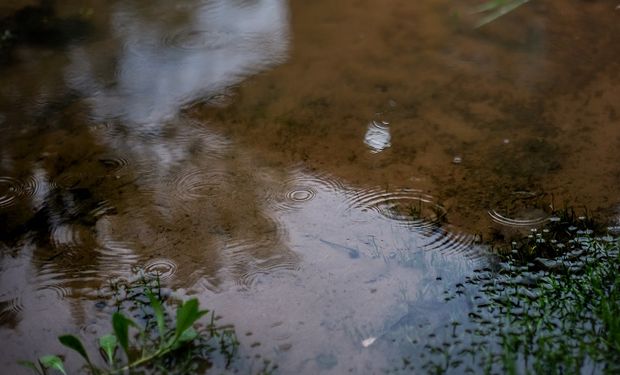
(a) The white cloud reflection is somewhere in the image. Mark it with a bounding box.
[364,120,392,153]
[67,0,289,126]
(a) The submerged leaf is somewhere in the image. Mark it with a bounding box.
[18,360,42,374]
[39,355,67,375]
[178,327,198,343]
[170,327,199,350]
[99,334,117,365]
[474,0,529,28]
[59,335,90,364]
[147,291,167,345]
[112,312,136,356]
[174,299,208,341]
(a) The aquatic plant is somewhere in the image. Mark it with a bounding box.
[389,209,620,374]
[481,232,620,374]
[19,274,239,374]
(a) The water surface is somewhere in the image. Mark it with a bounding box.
[0,0,619,373]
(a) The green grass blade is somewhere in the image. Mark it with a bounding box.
[39,355,67,375]
[146,291,167,346]
[99,334,117,365]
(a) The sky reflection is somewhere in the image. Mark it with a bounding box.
[67,0,290,126]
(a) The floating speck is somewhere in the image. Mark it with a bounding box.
[362,337,377,347]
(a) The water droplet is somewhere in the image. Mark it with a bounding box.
[364,120,391,153]
[144,258,178,281]
[270,168,344,212]
[286,188,316,203]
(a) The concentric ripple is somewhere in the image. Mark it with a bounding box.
[223,239,298,289]
[175,117,233,156]
[0,296,23,325]
[121,26,240,55]
[120,35,159,56]
[50,224,85,249]
[347,189,447,228]
[144,258,178,281]
[168,168,226,200]
[36,263,98,297]
[38,284,71,299]
[97,241,139,274]
[98,156,129,173]
[0,177,20,208]
[270,169,346,211]
[204,92,235,108]
[488,209,549,227]
[0,176,40,208]
[50,173,89,189]
[422,228,478,257]
[286,187,317,203]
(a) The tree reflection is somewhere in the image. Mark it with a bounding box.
[0,0,295,340]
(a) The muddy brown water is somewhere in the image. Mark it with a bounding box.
[0,0,619,373]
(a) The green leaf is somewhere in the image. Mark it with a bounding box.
[147,291,167,345]
[112,312,136,356]
[39,355,67,375]
[178,327,198,343]
[171,327,198,350]
[99,334,117,365]
[59,335,90,364]
[174,299,208,342]
[18,360,43,374]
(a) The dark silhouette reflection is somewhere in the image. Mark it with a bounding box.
[0,0,295,348]
[0,0,92,64]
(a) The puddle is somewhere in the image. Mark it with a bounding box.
[0,0,619,373]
